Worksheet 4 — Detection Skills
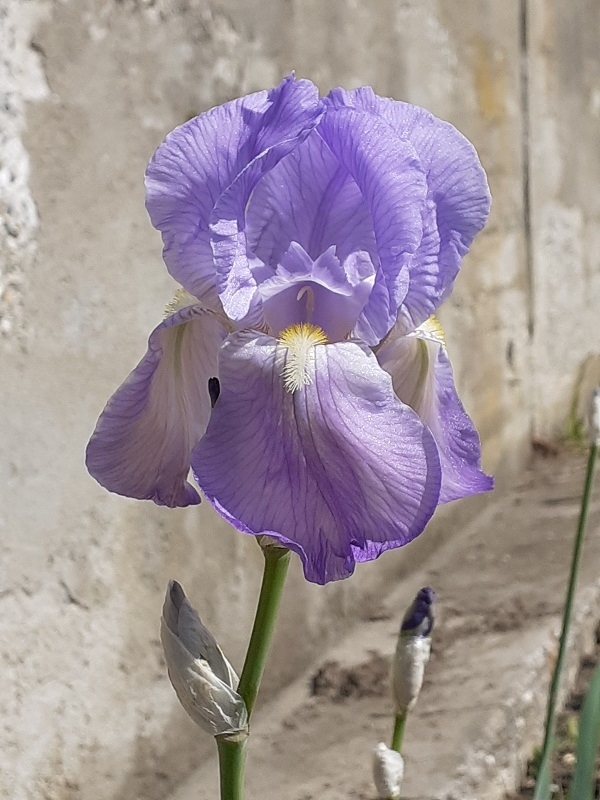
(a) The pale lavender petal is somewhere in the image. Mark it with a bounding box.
[145,76,321,302]
[191,332,441,584]
[246,132,376,268]
[325,88,491,331]
[86,306,229,507]
[211,127,324,321]
[258,242,375,340]
[376,326,492,503]
[317,108,428,343]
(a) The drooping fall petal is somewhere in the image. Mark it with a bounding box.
[86,305,228,507]
[376,322,492,503]
[192,331,441,583]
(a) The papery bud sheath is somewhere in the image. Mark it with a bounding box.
[160,580,248,738]
[373,742,404,799]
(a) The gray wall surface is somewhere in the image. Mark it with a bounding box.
[1,0,598,797]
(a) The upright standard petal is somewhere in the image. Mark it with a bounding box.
[246,132,377,269]
[325,87,491,332]
[210,120,321,321]
[376,320,492,503]
[145,76,321,303]
[316,107,428,344]
[192,332,441,584]
[86,305,229,507]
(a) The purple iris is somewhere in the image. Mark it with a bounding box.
[86,76,492,584]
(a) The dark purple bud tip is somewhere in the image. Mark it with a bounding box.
[163,579,186,635]
[400,586,436,637]
[168,579,185,608]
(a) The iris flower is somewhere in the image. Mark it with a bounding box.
[86,76,492,584]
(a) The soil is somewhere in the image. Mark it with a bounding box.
[509,625,600,800]
[310,653,390,701]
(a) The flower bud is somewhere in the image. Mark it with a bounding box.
[392,587,435,714]
[373,743,404,799]
[590,387,600,447]
[160,580,248,738]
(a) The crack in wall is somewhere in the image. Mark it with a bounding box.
[519,0,534,341]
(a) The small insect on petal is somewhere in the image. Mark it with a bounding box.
[278,322,328,393]
[208,377,220,408]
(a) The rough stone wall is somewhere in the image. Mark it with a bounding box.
[0,0,48,341]
[0,0,597,798]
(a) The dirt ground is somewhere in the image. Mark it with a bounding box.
[169,445,600,800]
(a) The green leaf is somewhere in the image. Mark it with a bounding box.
[533,749,552,800]
[570,664,600,800]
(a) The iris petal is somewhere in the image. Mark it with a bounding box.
[191,332,441,584]
[86,306,228,507]
[210,126,324,322]
[317,107,429,344]
[246,132,376,268]
[325,87,491,332]
[145,76,321,303]
[376,324,493,503]
[258,242,375,341]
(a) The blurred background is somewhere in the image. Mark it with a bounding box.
[1,0,599,797]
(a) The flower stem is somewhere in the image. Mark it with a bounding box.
[536,443,598,787]
[237,546,291,718]
[390,711,407,752]
[216,736,247,800]
[216,546,291,800]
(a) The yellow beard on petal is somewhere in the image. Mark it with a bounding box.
[163,288,197,317]
[407,315,445,412]
[418,315,445,345]
[278,322,328,393]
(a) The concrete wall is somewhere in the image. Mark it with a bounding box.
[0,0,598,797]
[528,0,600,432]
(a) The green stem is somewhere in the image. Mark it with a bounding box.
[217,546,291,800]
[390,711,407,753]
[537,443,598,778]
[217,736,247,800]
[237,547,291,718]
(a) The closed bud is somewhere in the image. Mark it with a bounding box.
[590,387,600,447]
[373,743,404,799]
[392,587,435,714]
[160,580,248,738]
